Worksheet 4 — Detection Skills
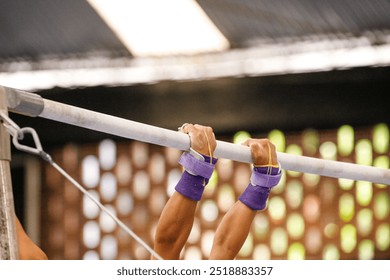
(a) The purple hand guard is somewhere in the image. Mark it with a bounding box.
[250,166,282,188]
[175,151,218,201]
[175,171,207,201]
[178,152,217,179]
[239,166,282,210]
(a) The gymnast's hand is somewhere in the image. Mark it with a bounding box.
[243,138,278,167]
[179,123,217,156]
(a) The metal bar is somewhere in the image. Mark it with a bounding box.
[4,85,390,185]
[0,87,19,260]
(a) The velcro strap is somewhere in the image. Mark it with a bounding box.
[250,169,282,188]
[178,152,216,179]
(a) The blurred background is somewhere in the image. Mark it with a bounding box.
[1,0,389,260]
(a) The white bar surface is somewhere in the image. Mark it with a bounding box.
[39,99,390,185]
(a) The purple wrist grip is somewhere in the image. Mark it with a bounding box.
[178,152,217,179]
[238,183,271,210]
[175,171,206,201]
[251,167,282,188]
[239,166,282,210]
[175,152,218,201]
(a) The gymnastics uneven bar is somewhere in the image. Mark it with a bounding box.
[3,85,390,186]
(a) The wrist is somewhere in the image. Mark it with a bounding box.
[175,171,206,201]
[178,149,218,179]
[250,166,282,188]
[175,150,217,201]
[238,166,282,210]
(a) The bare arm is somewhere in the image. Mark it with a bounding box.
[210,139,280,260]
[153,124,217,259]
[16,217,48,260]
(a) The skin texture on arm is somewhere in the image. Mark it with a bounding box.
[152,124,216,260]
[16,217,48,260]
[209,200,256,260]
[153,192,197,259]
[209,138,279,260]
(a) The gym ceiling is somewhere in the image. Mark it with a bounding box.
[1,0,390,146]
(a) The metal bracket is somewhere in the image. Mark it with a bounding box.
[2,86,44,117]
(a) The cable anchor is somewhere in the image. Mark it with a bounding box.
[0,112,52,162]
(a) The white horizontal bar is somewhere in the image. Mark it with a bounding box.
[41,99,191,151]
[4,87,389,185]
[37,98,390,185]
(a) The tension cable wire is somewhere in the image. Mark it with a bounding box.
[0,112,163,260]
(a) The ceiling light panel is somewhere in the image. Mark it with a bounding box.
[87,0,230,57]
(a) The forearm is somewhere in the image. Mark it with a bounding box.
[209,201,256,260]
[153,192,197,259]
[153,124,217,259]
[15,217,48,260]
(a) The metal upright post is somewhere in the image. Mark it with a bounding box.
[0,86,19,260]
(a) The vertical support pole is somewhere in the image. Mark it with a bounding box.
[0,86,19,260]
